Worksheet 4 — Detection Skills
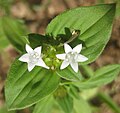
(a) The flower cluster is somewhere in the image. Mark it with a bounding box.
[19,44,88,72]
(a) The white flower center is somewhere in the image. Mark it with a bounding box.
[65,51,78,63]
[29,52,40,63]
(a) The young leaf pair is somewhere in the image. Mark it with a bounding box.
[19,43,88,72]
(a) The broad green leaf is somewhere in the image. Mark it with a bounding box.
[74,97,92,113]
[56,66,83,81]
[5,59,60,110]
[74,64,120,89]
[97,0,120,17]
[46,4,116,64]
[54,87,73,113]
[33,96,54,113]
[0,18,9,50]
[1,17,28,52]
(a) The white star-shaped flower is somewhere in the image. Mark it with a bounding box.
[19,44,49,72]
[56,43,88,73]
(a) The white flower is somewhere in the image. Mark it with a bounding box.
[19,44,49,72]
[56,43,88,73]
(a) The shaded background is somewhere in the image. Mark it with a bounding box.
[0,0,120,113]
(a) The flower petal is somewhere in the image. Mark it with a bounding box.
[56,54,66,60]
[73,44,82,53]
[76,54,88,62]
[36,58,49,69]
[28,63,35,72]
[64,43,72,53]
[70,62,78,73]
[34,46,42,56]
[26,44,33,53]
[60,60,69,70]
[19,53,29,62]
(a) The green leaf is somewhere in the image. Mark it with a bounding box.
[5,59,60,110]
[55,88,73,113]
[69,85,80,99]
[27,33,61,49]
[27,33,47,48]
[74,97,92,113]
[1,17,28,52]
[56,66,83,81]
[97,0,120,17]
[0,18,9,50]
[74,64,120,89]
[33,96,54,113]
[52,101,64,113]
[46,4,116,64]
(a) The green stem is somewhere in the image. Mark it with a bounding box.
[98,93,120,113]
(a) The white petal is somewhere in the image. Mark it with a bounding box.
[36,59,49,69]
[73,44,82,53]
[34,46,41,56]
[60,60,69,70]
[28,63,35,72]
[26,44,33,53]
[56,54,66,60]
[64,43,72,53]
[19,53,29,62]
[76,54,88,62]
[70,62,78,73]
